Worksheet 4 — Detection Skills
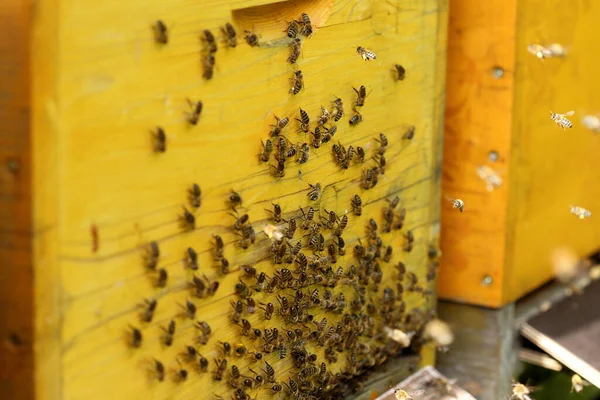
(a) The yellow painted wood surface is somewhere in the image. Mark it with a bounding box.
[439,0,600,307]
[27,0,447,398]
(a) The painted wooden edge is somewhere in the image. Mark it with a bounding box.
[0,0,34,398]
[31,0,62,397]
[438,0,518,307]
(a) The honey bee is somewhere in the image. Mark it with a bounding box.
[156,268,168,288]
[383,246,393,262]
[285,218,297,239]
[153,20,168,44]
[286,20,300,38]
[296,108,310,133]
[549,110,574,129]
[202,29,218,53]
[181,207,196,230]
[221,22,237,47]
[361,167,379,189]
[214,358,228,381]
[394,64,406,80]
[394,389,425,400]
[140,299,157,322]
[163,320,176,346]
[349,111,363,126]
[403,125,415,140]
[300,13,313,36]
[290,70,304,95]
[356,146,366,163]
[130,326,143,348]
[270,115,289,137]
[270,159,286,178]
[153,359,165,381]
[571,374,590,393]
[307,183,322,201]
[213,234,225,260]
[186,99,203,125]
[219,257,230,274]
[570,205,592,219]
[185,300,197,319]
[332,97,344,121]
[153,127,166,153]
[244,30,259,46]
[202,52,216,80]
[356,46,376,61]
[403,231,414,252]
[259,302,274,320]
[239,318,252,336]
[263,361,276,383]
[445,196,464,212]
[297,142,310,164]
[146,241,160,270]
[377,154,387,174]
[258,139,273,163]
[175,363,188,382]
[228,190,242,209]
[187,183,201,208]
[288,38,302,64]
[186,247,198,270]
[527,44,553,59]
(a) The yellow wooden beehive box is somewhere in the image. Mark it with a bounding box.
[439,0,600,308]
[0,0,448,399]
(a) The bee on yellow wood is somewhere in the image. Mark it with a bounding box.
[550,110,574,129]
[288,38,302,64]
[299,13,313,36]
[356,46,376,61]
[445,196,464,212]
[570,205,592,219]
[186,99,203,125]
[286,20,300,38]
[571,374,590,393]
[394,64,406,80]
[153,20,168,44]
[221,22,237,47]
[394,389,425,400]
[290,70,304,95]
[244,30,259,47]
[202,53,216,80]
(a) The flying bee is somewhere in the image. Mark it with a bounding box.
[228,190,242,209]
[349,110,363,126]
[181,207,195,230]
[332,97,344,121]
[270,115,289,137]
[510,382,535,400]
[258,139,273,163]
[394,64,406,80]
[288,38,302,64]
[153,127,166,152]
[221,22,237,47]
[244,30,259,46]
[356,46,376,61]
[549,110,574,129]
[146,241,160,270]
[394,389,425,400]
[318,106,330,126]
[403,125,415,140]
[571,374,590,393]
[162,320,176,346]
[307,183,322,201]
[202,52,216,80]
[186,247,198,270]
[202,29,218,53]
[186,99,203,125]
[297,142,310,164]
[153,20,168,44]
[570,205,592,219]
[286,20,300,38]
[445,196,464,212]
[300,13,313,36]
[527,44,553,59]
[290,70,304,95]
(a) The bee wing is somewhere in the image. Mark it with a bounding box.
[410,389,426,397]
[564,111,575,116]
[444,195,456,203]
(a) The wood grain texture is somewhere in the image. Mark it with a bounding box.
[439,0,600,307]
[26,0,447,398]
[0,0,34,399]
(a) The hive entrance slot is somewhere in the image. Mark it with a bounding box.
[232,0,334,44]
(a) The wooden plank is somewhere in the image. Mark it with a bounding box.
[436,301,517,400]
[28,0,448,398]
[505,0,600,304]
[0,0,34,399]
[438,0,517,307]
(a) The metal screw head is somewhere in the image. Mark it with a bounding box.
[488,150,499,162]
[6,159,20,173]
[492,66,504,79]
[481,275,493,286]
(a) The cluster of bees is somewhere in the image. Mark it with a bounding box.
[119,12,437,400]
